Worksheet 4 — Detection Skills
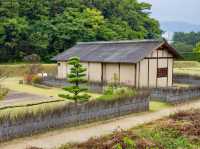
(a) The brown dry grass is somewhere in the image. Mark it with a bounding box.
[168,109,200,140]
[63,130,163,149]
[0,64,57,77]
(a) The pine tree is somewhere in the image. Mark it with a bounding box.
[59,57,90,103]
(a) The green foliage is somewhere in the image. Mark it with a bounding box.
[193,42,200,53]
[173,32,200,46]
[0,0,161,63]
[59,57,90,103]
[98,87,136,101]
[142,127,194,149]
[150,101,172,112]
[115,137,136,149]
[192,42,200,61]
[172,32,200,61]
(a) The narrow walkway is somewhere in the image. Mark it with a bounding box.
[1,100,200,149]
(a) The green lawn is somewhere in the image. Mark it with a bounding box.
[149,101,172,112]
[0,77,100,100]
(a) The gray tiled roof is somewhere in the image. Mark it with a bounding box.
[52,39,180,63]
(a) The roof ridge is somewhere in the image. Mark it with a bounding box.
[77,39,163,45]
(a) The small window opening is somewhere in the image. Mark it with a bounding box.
[157,68,168,78]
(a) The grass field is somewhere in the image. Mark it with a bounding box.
[0,77,101,108]
[0,63,57,77]
[0,77,100,100]
[149,101,172,112]
[174,61,200,76]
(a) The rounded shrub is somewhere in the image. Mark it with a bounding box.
[32,75,43,84]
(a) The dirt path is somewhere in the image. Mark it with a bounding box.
[0,90,53,107]
[1,100,200,149]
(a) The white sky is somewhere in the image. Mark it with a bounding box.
[139,0,200,24]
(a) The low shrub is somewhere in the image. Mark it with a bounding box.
[24,75,42,84]
[97,86,137,101]
[32,75,43,84]
[143,126,193,149]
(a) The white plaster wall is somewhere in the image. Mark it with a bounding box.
[152,49,158,57]
[136,48,174,88]
[157,50,163,57]
[120,64,135,86]
[168,59,173,86]
[138,59,149,88]
[57,61,67,79]
[136,63,140,88]
[105,64,120,83]
[158,58,168,68]
[102,63,107,82]
[163,50,169,57]
[149,59,157,87]
[88,63,102,82]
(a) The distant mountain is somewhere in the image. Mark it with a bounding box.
[160,21,200,32]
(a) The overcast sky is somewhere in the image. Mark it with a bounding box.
[139,0,200,25]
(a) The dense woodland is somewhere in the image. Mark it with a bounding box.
[0,0,161,63]
[173,32,200,61]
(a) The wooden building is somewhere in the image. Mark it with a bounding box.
[53,39,180,88]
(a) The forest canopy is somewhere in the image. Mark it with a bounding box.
[173,32,200,61]
[0,0,161,63]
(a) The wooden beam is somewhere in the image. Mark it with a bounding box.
[148,59,150,88]
[144,57,173,59]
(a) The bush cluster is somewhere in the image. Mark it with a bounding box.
[97,86,137,101]
[24,75,43,84]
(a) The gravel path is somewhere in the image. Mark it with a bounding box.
[1,100,200,149]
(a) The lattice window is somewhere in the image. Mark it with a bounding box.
[157,68,168,78]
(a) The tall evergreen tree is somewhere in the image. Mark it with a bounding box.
[59,57,90,103]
